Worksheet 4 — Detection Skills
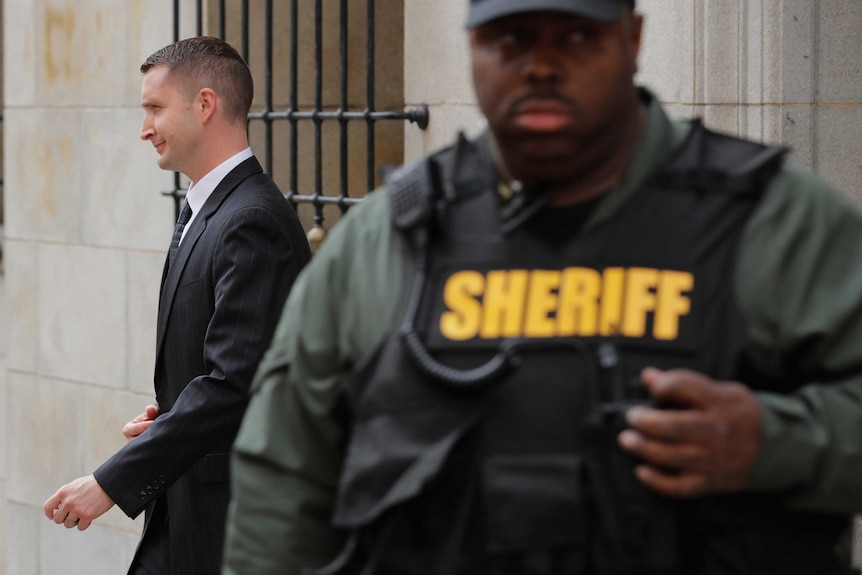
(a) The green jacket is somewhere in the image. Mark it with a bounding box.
[223,94,862,575]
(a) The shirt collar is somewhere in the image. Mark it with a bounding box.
[185,147,254,215]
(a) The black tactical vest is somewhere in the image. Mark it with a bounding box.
[317,123,854,575]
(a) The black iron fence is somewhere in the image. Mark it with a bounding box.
[164,0,428,246]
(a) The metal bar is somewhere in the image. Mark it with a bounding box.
[242,0,250,60]
[288,195,363,207]
[339,0,349,210]
[313,0,324,227]
[247,107,429,124]
[219,0,226,39]
[232,0,255,179]
[170,0,183,220]
[196,0,203,36]
[366,0,376,193]
[0,114,3,192]
[264,0,274,175]
[173,0,180,42]
[288,0,298,203]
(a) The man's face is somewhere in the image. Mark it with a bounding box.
[139,65,201,176]
[470,10,643,186]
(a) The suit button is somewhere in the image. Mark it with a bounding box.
[139,491,147,500]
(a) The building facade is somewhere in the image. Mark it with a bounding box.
[1,0,861,573]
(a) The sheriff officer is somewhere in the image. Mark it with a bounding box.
[224,1,862,574]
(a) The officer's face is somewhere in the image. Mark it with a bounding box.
[470,11,643,187]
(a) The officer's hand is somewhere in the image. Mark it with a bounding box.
[617,367,762,498]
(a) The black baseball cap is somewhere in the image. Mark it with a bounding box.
[467,0,635,29]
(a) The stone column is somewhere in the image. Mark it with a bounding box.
[638,0,862,202]
[404,0,485,160]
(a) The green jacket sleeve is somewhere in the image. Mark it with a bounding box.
[737,163,862,513]
[222,190,404,575]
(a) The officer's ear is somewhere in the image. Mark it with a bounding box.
[627,13,644,74]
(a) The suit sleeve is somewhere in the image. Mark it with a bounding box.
[737,163,862,513]
[93,201,308,517]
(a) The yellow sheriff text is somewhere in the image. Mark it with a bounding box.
[439,267,694,341]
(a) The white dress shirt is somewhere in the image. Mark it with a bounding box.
[179,147,254,244]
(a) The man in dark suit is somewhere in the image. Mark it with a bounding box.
[42,36,311,575]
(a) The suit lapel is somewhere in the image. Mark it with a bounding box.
[155,156,265,360]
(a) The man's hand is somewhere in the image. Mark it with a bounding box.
[43,475,115,531]
[618,367,762,498]
[122,404,159,443]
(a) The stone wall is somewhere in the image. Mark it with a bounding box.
[3,0,181,573]
[637,0,862,203]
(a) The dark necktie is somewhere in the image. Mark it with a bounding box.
[168,202,193,267]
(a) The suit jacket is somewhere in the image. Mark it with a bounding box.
[94,156,311,574]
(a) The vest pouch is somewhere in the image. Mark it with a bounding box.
[582,403,681,575]
[483,453,589,572]
[322,414,484,575]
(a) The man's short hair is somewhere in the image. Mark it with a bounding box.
[141,36,253,123]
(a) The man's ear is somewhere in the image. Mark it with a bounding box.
[198,88,217,124]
